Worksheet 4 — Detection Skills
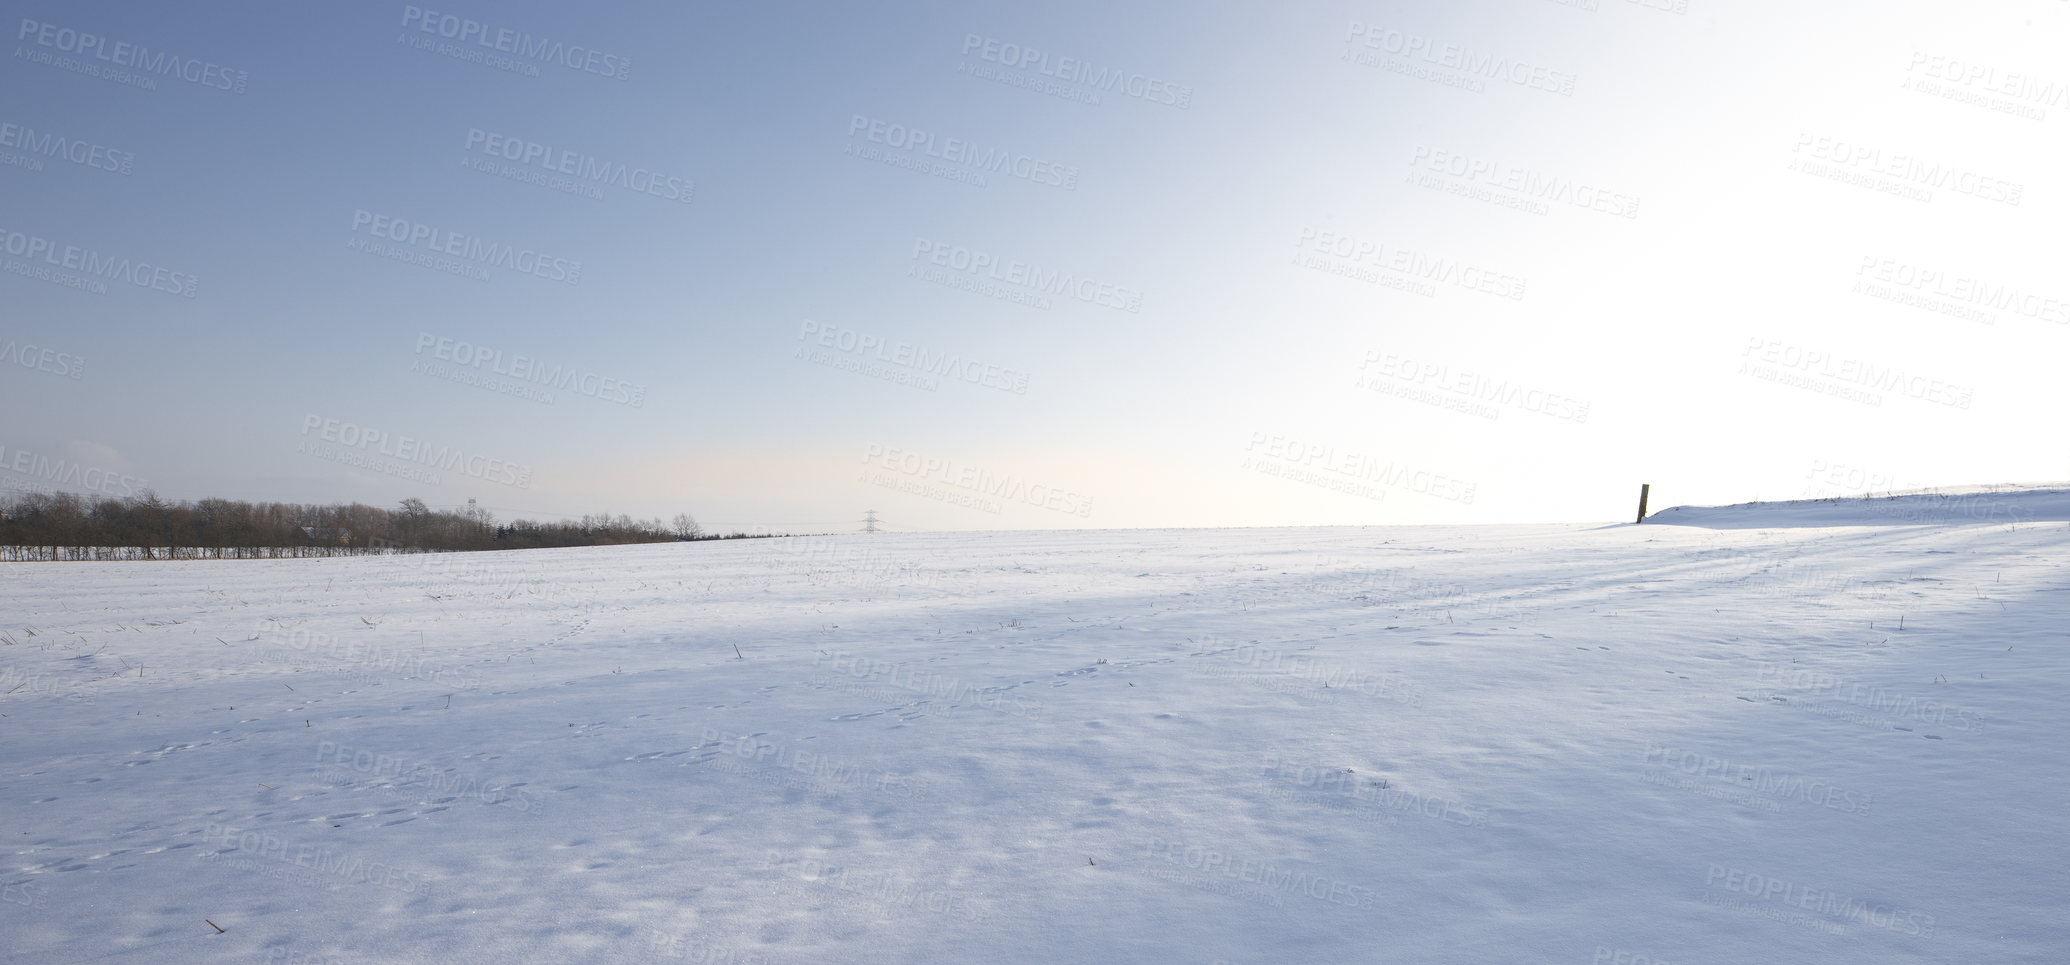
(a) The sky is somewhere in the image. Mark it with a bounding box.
[2,0,2064,533]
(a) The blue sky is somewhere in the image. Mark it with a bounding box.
[3,0,2064,532]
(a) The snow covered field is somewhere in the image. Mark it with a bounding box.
[4,488,2068,964]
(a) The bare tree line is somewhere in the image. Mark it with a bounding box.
[0,491,772,561]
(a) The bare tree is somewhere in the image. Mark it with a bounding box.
[0,491,722,557]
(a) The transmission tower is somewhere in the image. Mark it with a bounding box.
[861,509,881,534]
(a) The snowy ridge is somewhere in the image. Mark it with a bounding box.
[1646,481,2070,528]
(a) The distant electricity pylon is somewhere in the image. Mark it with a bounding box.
[861,509,881,534]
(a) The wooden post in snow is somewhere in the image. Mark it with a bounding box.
[1635,484,1651,524]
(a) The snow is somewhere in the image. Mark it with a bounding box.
[1644,483,2070,530]
[3,494,2067,963]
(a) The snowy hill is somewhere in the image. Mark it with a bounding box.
[3,493,2067,963]
[1646,482,2070,529]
